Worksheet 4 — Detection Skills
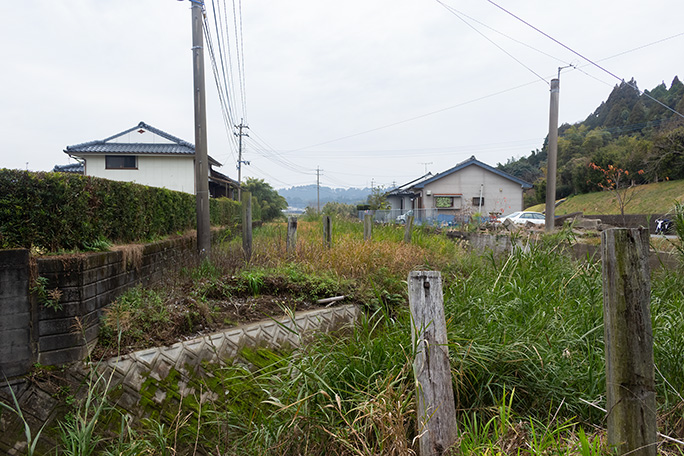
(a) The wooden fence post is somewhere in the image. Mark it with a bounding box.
[602,228,656,456]
[241,191,252,262]
[363,214,372,241]
[323,215,332,248]
[408,271,458,456]
[404,215,414,243]
[287,216,297,254]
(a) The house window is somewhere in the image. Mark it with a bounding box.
[105,155,137,169]
[434,195,462,209]
[472,197,485,207]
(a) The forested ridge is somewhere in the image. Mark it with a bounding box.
[498,76,684,206]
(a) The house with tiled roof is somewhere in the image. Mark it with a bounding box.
[63,121,238,197]
[392,156,532,218]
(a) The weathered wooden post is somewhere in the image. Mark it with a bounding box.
[403,215,414,243]
[323,215,332,248]
[408,271,458,456]
[287,216,297,254]
[241,191,252,262]
[602,228,656,456]
[363,214,372,241]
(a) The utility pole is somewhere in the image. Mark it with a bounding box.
[190,0,211,259]
[545,77,560,233]
[316,166,321,213]
[235,119,250,200]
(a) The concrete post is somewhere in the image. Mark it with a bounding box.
[545,78,559,232]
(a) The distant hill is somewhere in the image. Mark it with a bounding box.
[278,185,371,208]
[498,76,684,207]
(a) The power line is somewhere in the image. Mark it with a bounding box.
[483,0,684,120]
[437,2,567,65]
[287,80,543,152]
[435,0,551,84]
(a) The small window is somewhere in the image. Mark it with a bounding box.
[435,196,453,208]
[472,197,484,206]
[434,195,462,209]
[105,155,137,169]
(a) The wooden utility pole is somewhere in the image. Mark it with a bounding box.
[602,228,656,456]
[191,0,211,259]
[544,78,559,233]
[242,191,252,261]
[235,120,249,201]
[408,271,458,456]
[316,166,321,213]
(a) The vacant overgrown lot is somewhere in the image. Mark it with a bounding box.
[14,218,684,454]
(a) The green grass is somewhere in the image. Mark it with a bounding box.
[527,178,684,215]
[9,216,684,455]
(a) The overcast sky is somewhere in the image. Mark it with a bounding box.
[2,0,682,190]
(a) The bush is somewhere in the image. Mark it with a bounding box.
[0,169,240,252]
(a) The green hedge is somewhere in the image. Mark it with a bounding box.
[0,169,240,252]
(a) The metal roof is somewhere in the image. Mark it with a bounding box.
[64,121,221,166]
[412,156,532,189]
[385,172,433,196]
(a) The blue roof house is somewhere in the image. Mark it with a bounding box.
[394,156,532,218]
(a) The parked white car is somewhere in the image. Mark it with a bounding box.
[498,211,545,226]
[396,210,413,223]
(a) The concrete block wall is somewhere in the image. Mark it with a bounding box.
[0,250,34,378]
[0,235,198,379]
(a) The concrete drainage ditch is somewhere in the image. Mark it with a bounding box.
[0,304,360,454]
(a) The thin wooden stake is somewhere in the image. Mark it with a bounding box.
[602,228,656,456]
[404,215,414,243]
[408,271,458,456]
[323,215,332,248]
[287,216,297,254]
[363,214,372,241]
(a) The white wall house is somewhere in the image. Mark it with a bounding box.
[388,156,532,217]
[63,121,237,197]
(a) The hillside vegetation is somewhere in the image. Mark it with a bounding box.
[500,76,684,207]
[527,178,684,215]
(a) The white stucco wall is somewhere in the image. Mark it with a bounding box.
[420,165,524,216]
[84,155,195,194]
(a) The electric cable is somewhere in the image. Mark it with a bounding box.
[483,0,684,119]
[435,0,551,84]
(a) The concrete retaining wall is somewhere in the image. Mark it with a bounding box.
[466,232,679,269]
[556,213,668,232]
[0,250,34,379]
[0,235,199,379]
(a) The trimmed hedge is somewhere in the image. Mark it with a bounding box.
[0,169,241,251]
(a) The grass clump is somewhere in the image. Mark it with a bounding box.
[98,287,171,351]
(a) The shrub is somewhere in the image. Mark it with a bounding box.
[0,169,240,251]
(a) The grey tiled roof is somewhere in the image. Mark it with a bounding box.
[65,121,221,166]
[52,163,84,174]
[69,143,195,155]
